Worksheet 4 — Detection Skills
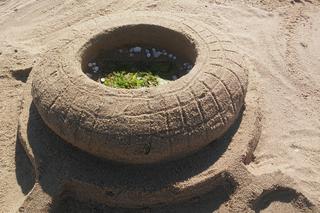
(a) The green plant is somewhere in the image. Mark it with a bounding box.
[103,71,160,89]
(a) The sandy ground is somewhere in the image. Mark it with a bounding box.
[0,0,320,212]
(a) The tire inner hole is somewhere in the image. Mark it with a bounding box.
[81,24,198,89]
[85,45,194,89]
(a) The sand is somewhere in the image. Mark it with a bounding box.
[0,0,320,212]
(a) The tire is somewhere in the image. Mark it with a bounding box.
[31,13,249,164]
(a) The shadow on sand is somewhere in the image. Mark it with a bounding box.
[16,102,244,212]
[15,134,35,195]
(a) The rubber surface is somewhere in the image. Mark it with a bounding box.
[31,13,249,164]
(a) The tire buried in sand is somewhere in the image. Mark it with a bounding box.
[31,15,249,164]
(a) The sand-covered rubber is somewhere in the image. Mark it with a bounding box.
[31,13,249,164]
